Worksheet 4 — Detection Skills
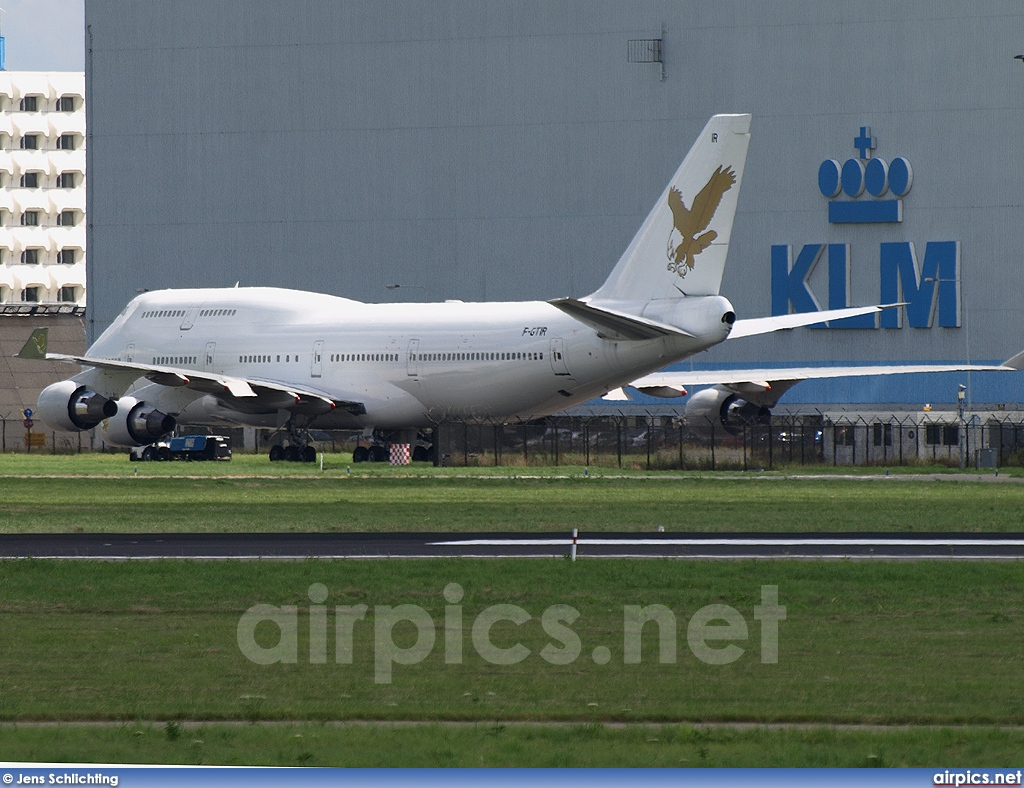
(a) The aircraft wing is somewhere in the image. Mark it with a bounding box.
[17,329,366,416]
[607,355,1024,408]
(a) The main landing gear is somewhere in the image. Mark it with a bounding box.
[268,417,318,463]
[269,443,317,463]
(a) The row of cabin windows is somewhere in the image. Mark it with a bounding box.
[15,95,80,113]
[16,249,80,265]
[18,210,80,227]
[14,172,79,189]
[145,348,544,369]
[239,354,301,363]
[16,133,80,151]
[12,286,79,303]
[142,308,238,319]
[153,356,196,366]
[412,351,542,362]
[329,353,399,362]
[144,348,544,368]
[323,351,542,363]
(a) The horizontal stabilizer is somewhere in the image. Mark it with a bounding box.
[729,304,902,339]
[548,298,694,341]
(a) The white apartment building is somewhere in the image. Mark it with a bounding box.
[0,71,85,315]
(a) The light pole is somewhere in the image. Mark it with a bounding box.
[957,383,966,469]
[925,274,970,407]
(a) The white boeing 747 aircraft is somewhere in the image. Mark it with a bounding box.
[20,114,1019,460]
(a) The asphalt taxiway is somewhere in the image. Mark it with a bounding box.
[1,532,1023,559]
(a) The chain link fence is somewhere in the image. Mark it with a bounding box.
[6,410,1024,468]
[413,411,1024,469]
[0,412,86,455]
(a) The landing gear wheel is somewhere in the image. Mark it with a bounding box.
[302,446,317,463]
[157,447,171,461]
[142,446,155,462]
[352,446,369,463]
[368,444,388,463]
[412,445,428,462]
[269,445,284,462]
[284,445,299,462]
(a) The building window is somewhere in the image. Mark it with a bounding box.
[19,96,38,112]
[58,248,77,265]
[21,249,40,265]
[19,134,39,150]
[57,172,77,189]
[833,426,856,446]
[56,95,76,112]
[20,211,39,226]
[57,210,77,227]
[19,172,40,188]
[59,286,78,302]
[872,423,892,447]
[925,424,959,445]
[56,134,76,151]
[22,286,39,302]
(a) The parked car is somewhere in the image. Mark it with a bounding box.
[131,435,231,461]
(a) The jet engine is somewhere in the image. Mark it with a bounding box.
[37,380,118,432]
[684,386,771,436]
[101,396,176,447]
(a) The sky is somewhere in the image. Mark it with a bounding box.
[2,0,84,71]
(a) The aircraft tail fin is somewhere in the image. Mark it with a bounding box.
[588,114,751,304]
[17,328,48,360]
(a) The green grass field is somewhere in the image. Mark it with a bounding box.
[2,455,1023,766]
[3,722,1023,767]
[1,560,1022,725]
[1,454,1023,533]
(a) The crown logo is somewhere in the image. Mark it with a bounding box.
[818,126,912,224]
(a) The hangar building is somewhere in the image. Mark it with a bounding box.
[82,2,1024,408]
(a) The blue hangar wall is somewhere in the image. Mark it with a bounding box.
[83,2,1024,407]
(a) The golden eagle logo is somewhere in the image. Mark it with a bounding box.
[666,165,736,277]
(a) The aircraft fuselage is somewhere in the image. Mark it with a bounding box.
[90,287,733,429]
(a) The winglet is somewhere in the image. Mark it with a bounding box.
[1002,349,1024,370]
[16,328,48,360]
